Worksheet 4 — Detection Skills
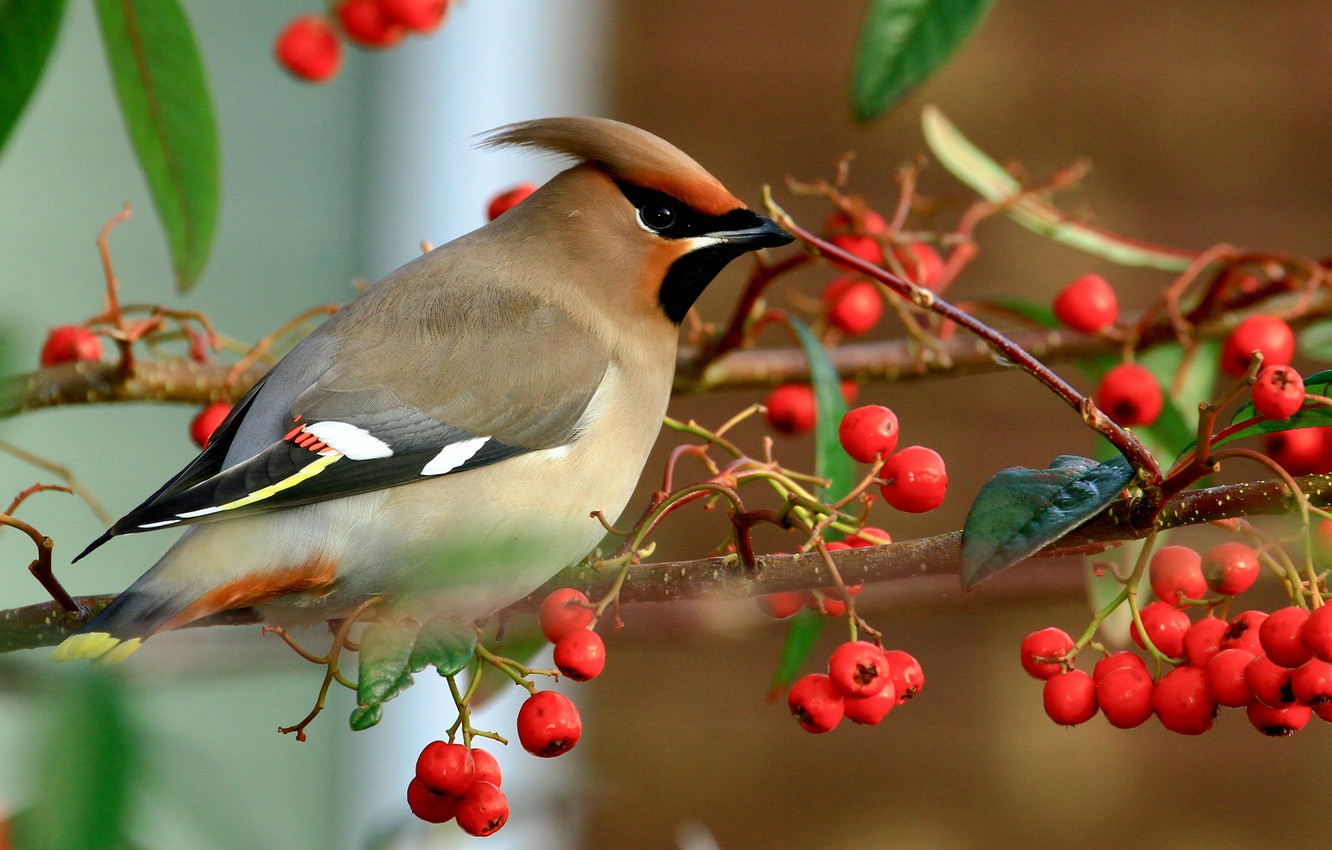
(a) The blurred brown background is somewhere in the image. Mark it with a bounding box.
[573,3,1332,848]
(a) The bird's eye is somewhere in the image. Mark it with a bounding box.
[639,203,677,232]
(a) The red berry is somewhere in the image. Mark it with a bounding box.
[845,526,891,547]
[455,781,508,837]
[1043,670,1098,726]
[1152,667,1217,735]
[1205,648,1255,708]
[1096,665,1154,729]
[470,748,502,787]
[890,242,944,290]
[1130,601,1190,659]
[1246,700,1311,737]
[1264,428,1328,476]
[827,641,891,698]
[1301,604,1332,662]
[336,0,405,47]
[40,325,102,366]
[1252,365,1306,420]
[1149,545,1206,607]
[1316,703,1332,723]
[538,588,594,643]
[1245,654,1295,708]
[1182,617,1228,668]
[882,649,924,703]
[838,405,900,463]
[516,691,581,757]
[842,679,897,725]
[826,280,882,336]
[415,741,475,797]
[1202,542,1260,596]
[1095,363,1163,427]
[1092,651,1146,684]
[1221,314,1295,377]
[1019,627,1074,680]
[829,233,884,269]
[765,384,816,436]
[879,446,947,513]
[553,629,606,682]
[191,402,232,449]
[487,183,537,221]
[825,209,887,236]
[1291,658,1332,705]
[407,778,457,823]
[274,15,342,83]
[380,0,449,31]
[1259,606,1313,668]
[761,591,812,619]
[1053,273,1118,334]
[787,673,844,733]
[1221,610,1268,655]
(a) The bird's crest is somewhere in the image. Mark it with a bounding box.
[480,116,743,217]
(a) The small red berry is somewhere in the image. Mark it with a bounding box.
[1182,617,1228,668]
[1263,428,1328,476]
[890,242,944,290]
[1130,601,1190,659]
[845,526,891,547]
[516,691,581,757]
[827,641,891,698]
[1092,651,1146,684]
[1053,273,1118,334]
[1096,665,1154,729]
[553,629,606,682]
[1252,365,1306,420]
[829,233,884,269]
[826,280,882,336]
[1221,610,1268,655]
[765,384,816,436]
[825,209,887,236]
[381,0,449,31]
[1152,667,1217,735]
[470,748,502,787]
[487,182,537,221]
[40,325,102,366]
[1291,658,1332,706]
[1095,363,1163,427]
[415,741,475,797]
[275,15,342,83]
[882,649,924,703]
[842,679,897,725]
[838,405,900,463]
[1259,606,1313,668]
[538,588,594,643]
[1221,314,1295,377]
[761,591,812,619]
[787,673,844,733]
[407,778,457,823]
[1300,604,1332,662]
[336,0,405,47]
[1043,670,1098,726]
[1019,627,1073,680]
[1205,648,1255,708]
[879,446,947,513]
[1246,700,1311,737]
[1202,542,1260,596]
[1245,654,1295,708]
[455,781,508,837]
[1149,545,1206,607]
[191,402,232,449]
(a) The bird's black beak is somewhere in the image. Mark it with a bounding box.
[711,214,795,250]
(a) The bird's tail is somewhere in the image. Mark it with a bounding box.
[50,585,189,665]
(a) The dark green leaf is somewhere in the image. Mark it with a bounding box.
[961,455,1134,588]
[767,609,823,700]
[349,703,383,732]
[352,620,420,731]
[0,0,67,156]
[852,0,995,122]
[409,616,477,677]
[94,0,219,291]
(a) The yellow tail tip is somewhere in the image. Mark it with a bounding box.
[49,632,139,663]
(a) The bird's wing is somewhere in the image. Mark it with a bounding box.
[82,284,611,551]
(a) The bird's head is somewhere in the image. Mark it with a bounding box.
[479,117,793,330]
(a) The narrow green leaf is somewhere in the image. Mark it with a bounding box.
[408,616,477,677]
[0,0,68,156]
[922,105,1195,272]
[961,455,1134,588]
[94,0,219,291]
[982,297,1059,329]
[352,621,420,731]
[767,609,823,700]
[851,0,995,122]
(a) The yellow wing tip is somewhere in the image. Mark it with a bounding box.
[50,632,140,664]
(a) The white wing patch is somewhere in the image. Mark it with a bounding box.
[422,436,489,476]
[137,518,180,529]
[305,421,394,460]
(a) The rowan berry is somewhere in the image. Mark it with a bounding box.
[845,526,891,547]
[1204,648,1255,708]
[1291,658,1332,706]
[1096,665,1154,729]
[538,588,594,643]
[415,741,475,797]
[1131,601,1189,659]
[190,402,232,449]
[517,691,581,757]
[879,446,947,513]
[1095,363,1163,427]
[407,778,457,823]
[829,233,884,269]
[1149,545,1206,607]
[39,325,102,366]
[1246,701,1311,737]
[1259,606,1313,668]
[1043,670,1097,726]
[1152,667,1216,735]
[1019,627,1073,680]
[761,591,812,619]
[1202,541,1260,596]
[1182,617,1228,668]
[1252,365,1306,420]
[787,673,844,733]
[1264,428,1328,476]
[765,384,816,436]
[890,242,944,290]
[1221,610,1268,655]
[1221,314,1295,377]
[1245,654,1295,708]
[1300,604,1332,662]
[828,641,891,698]
[842,679,897,725]
[275,15,341,83]
[825,209,887,236]
[882,649,924,703]
[470,748,502,787]
[381,0,449,31]
[826,280,882,335]
[553,629,605,682]
[487,183,536,221]
[337,0,405,47]
[839,405,900,463]
[455,781,508,837]
[1092,651,1146,684]
[1052,273,1118,333]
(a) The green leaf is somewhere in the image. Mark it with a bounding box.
[961,455,1134,588]
[352,620,420,731]
[1298,321,1332,363]
[982,297,1059,329]
[1172,368,1332,464]
[94,0,219,291]
[408,616,477,677]
[851,0,995,122]
[767,609,823,700]
[0,0,67,157]
[922,105,1195,272]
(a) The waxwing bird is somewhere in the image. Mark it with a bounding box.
[53,116,793,663]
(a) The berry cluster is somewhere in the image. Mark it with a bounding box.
[1022,538,1332,737]
[408,742,507,836]
[274,0,450,83]
[787,641,923,732]
[819,210,943,338]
